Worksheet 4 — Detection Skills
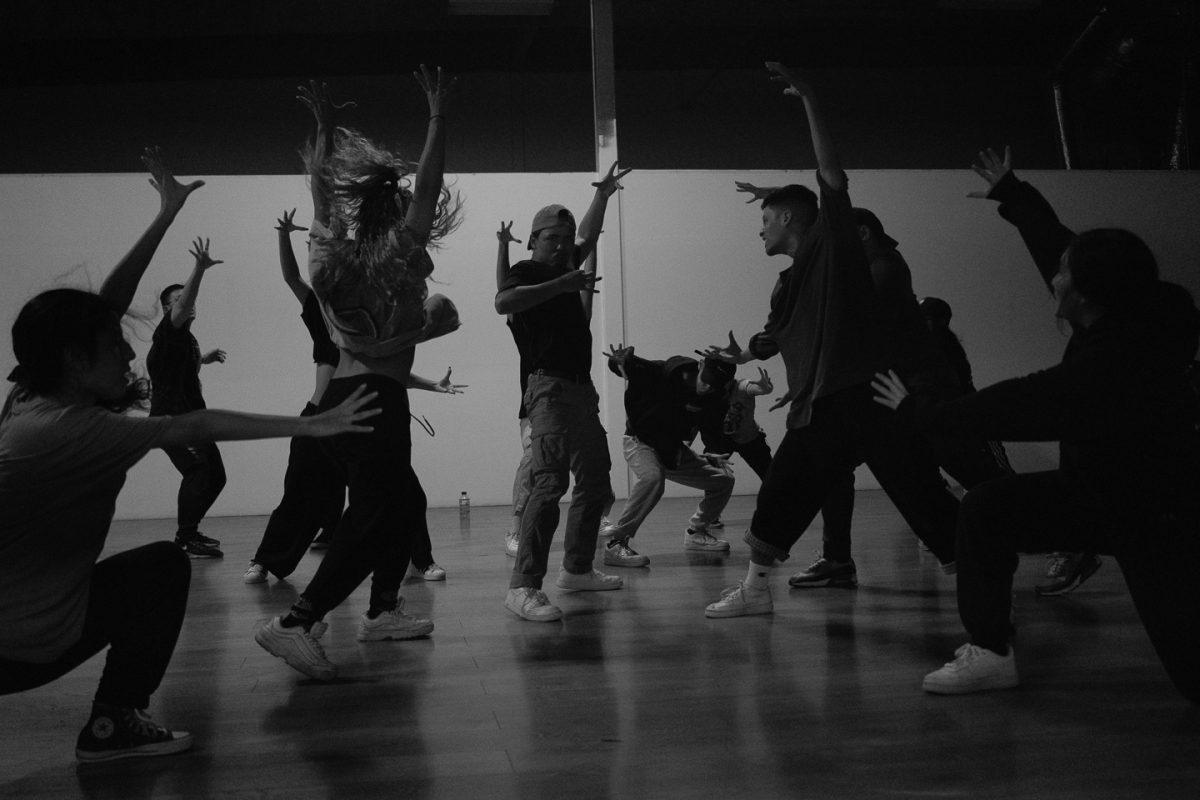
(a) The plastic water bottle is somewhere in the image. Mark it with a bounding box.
[458,491,470,520]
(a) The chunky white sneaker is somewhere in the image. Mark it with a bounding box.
[505,587,563,622]
[255,616,337,681]
[684,529,730,552]
[556,568,623,592]
[704,582,773,618]
[242,561,267,584]
[356,599,434,641]
[504,530,520,558]
[412,563,447,581]
[922,643,1019,694]
[603,538,650,567]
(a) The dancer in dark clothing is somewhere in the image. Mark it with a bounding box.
[874,146,1200,699]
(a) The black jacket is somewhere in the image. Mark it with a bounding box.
[609,354,714,469]
[899,171,1200,522]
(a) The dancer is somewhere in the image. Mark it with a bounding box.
[0,150,378,762]
[496,162,631,622]
[696,352,776,482]
[702,63,961,619]
[873,146,1200,699]
[599,346,735,567]
[148,239,230,558]
[255,69,462,680]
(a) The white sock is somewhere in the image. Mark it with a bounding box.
[744,561,770,591]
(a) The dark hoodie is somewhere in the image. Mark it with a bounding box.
[609,354,714,469]
[898,171,1200,523]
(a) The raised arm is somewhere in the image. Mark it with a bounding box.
[169,238,224,329]
[495,269,600,315]
[297,81,354,229]
[765,62,843,191]
[99,147,204,315]
[276,208,310,304]
[407,367,467,394]
[576,161,632,263]
[580,247,599,321]
[496,220,519,290]
[404,65,456,243]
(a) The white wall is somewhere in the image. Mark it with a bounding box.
[2,169,1198,519]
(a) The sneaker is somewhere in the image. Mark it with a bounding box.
[505,587,563,622]
[75,705,193,762]
[922,643,1019,694]
[504,530,520,558]
[193,531,221,547]
[603,538,650,567]
[176,535,223,559]
[243,561,267,584]
[254,616,337,680]
[684,529,730,552]
[704,581,773,618]
[309,530,332,551]
[356,599,433,641]
[1036,552,1102,596]
[412,563,447,581]
[556,568,623,592]
[787,555,858,588]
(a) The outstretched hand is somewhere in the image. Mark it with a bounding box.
[297,81,356,128]
[497,220,522,244]
[201,349,226,365]
[747,367,773,396]
[703,452,732,469]
[604,342,635,376]
[733,181,775,204]
[871,370,909,410]
[276,208,308,234]
[307,385,382,436]
[698,330,748,364]
[142,146,204,217]
[765,61,814,99]
[415,64,457,118]
[559,269,601,295]
[592,161,633,197]
[435,367,468,394]
[968,146,1012,199]
[188,237,223,270]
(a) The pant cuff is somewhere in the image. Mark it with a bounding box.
[744,529,791,563]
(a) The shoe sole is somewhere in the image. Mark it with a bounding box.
[788,574,858,588]
[254,627,337,680]
[684,543,731,552]
[356,622,434,642]
[182,549,223,559]
[704,602,773,619]
[504,601,563,622]
[420,573,447,581]
[1035,559,1101,596]
[76,733,194,762]
[556,580,623,593]
[243,574,267,584]
[922,674,1020,694]
[603,554,650,567]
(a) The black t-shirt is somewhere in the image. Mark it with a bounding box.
[506,315,532,419]
[301,290,340,367]
[147,316,205,415]
[500,257,592,378]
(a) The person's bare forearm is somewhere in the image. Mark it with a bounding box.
[170,264,205,327]
[576,188,610,262]
[799,93,843,190]
[158,409,311,447]
[405,116,446,243]
[101,209,179,314]
[496,280,567,314]
[278,229,308,303]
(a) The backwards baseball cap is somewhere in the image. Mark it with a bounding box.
[528,204,576,248]
[699,357,736,390]
[852,208,899,249]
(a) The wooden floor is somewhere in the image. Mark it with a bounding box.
[3,491,1199,799]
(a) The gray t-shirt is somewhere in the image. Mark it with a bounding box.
[0,395,171,663]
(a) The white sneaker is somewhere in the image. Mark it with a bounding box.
[505,587,563,622]
[254,617,337,681]
[242,561,267,584]
[504,530,520,558]
[922,643,1019,694]
[556,568,623,592]
[603,538,650,567]
[412,563,447,581]
[704,582,773,618]
[684,529,730,552]
[356,599,434,641]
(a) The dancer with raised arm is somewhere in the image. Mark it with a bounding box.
[0,151,378,762]
[873,146,1200,699]
[256,69,463,679]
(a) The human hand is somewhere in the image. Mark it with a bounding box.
[188,237,223,270]
[592,161,633,197]
[558,269,601,294]
[296,81,356,128]
[276,208,308,234]
[201,349,226,365]
[604,342,635,371]
[307,385,382,436]
[968,146,1012,199]
[414,64,457,118]
[871,369,909,410]
[698,331,749,364]
[768,391,793,412]
[435,367,468,394]
[747,367,773,396]
[765,61,814,99]
[703,452,732,469]
[142,146,204,217]
[497,220,522,245]
[733,181,775,204]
